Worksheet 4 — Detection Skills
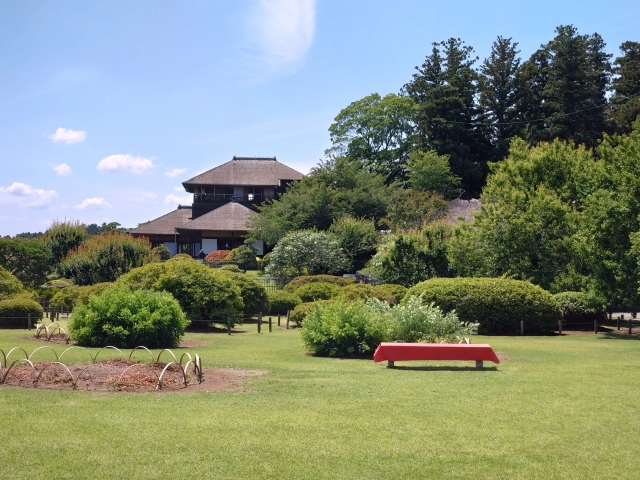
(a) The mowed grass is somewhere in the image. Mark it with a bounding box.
[1,323,639,479]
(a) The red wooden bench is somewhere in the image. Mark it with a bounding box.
[373,343,500,369]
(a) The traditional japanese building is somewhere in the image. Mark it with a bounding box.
[130,156,304,256]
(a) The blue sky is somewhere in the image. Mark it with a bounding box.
[1,0,639,235]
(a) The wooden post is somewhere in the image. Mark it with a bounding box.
[286,310,290,330]
[28,313,32,330]
[594,318,597,334]
[227,317,231,335]
[258,312,262,333]
[278,314,281,326]
[520,320,524,336]
[268,316,272,333]
[558,320,562,335]
[617,315,621,330]
[630,317,633,336]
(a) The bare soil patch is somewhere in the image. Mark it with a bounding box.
[1,359,267,394]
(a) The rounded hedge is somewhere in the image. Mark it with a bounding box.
[290,302,316,326]
[0,266,23,299]
[267,291,301,314]
[0,297,43,328]
[283,275,354,292]
[219,271,270,315]
[294,282,341,302]
[334,284,378,302]
[404,277,560,335]
[373,284,408,305]
[553,291,606,325]
[69,285,189,348]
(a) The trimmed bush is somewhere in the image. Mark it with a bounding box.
[300,299,389,357]
[283,275,354,292]
[220,264,242,273]
[0,266,24,299]
[290,302,316,326]
[69,285,188,348]
[294,282,341,302]
[219,271,270,315]
[0,297,43,328]
[553,291,606,325]
[117,260,243,321]
[172,253,194,260]
[205,249,231,261]
[404,277,560,335]
[74,282,114,307]
[267,291,301,314]
[50,287,79,309]
[335,284,378,302]
[373,284,408,305]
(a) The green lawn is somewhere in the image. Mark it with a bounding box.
[1,324,639,479]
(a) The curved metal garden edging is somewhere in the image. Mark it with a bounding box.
[0,346,204,390]
[34,322,69,343]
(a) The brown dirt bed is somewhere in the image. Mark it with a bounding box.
[1,359,267,393]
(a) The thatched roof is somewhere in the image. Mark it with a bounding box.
[182,157,303,190]
[177,202,256,232]
[129,206,192,235]
[447,198,481,224]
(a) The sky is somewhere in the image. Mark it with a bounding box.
[1,0,639,236]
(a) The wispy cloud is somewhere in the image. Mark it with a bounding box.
[247,0,316,73]
[127,191,158,203]
[75,197,111,209]
[52,163,72,176]
[165,168,187,178]
[164,193,192,205]
[97,154,155,174]
[0,182,57,207]
[49,128,87,144]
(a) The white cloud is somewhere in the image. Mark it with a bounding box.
[52,163,72,176]
[164,193,192,205]
[249,0,315,70]
[0,182,57,207]
[174,186,186,192]
[165,168,187,178]
[49,127,87,144]
[97,154,155,174]
[127,192,158,202]
[75,197,111,209]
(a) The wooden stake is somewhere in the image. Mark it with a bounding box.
[227,317,231,335]
[286,310,290,330]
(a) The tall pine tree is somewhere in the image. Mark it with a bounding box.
[610,41,640,134]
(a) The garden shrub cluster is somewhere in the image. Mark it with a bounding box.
[0,266,23,299]
[553,291,606,325]
[205,249,231,261]
[0,297,43,327]
[290,302,316,326]
[219,270,269,314]
[49,282,115,310]
[69,285,188,348]
[294,282,341,302]
[283,275,354,292]
[333,283,408,304]
[267,291,301,314]
[404,277,560,334]
[373,284,408,304]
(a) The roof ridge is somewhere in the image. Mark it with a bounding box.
[232,156,277,161]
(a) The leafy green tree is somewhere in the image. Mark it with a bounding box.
[265,231,350,277]
[404,38,490,195]
[248,157,393,246]
[0,238,51,287]
[328,217,378,271]
[479,36,523,161]
[327,93,418,183]
[385,190,448,232]
[610,41,640,134]
[0,265,24,299]
[406,149,462,199]
[60,232,158,285]
[43,220,88,267]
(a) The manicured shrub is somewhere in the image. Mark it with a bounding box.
[74,282,115,307]
[334,284,378,301]
[0,266,23,299]
[172,253,194,260]
[294,282,341,302]
[50,287,79,309]
[220,264,242,273]
[117,260,243,321]
[0,297,43,328]
[373,284,408,305]
[267,291,301,314]
[205,249,231,261]
[404,277,560,335]
[68,285,188,348]
[290,302,316,326]
[152,244,172,261]
[283,275,354,292]
[300,299,390,357]
[553,291,606,325]
[219,271,270,315]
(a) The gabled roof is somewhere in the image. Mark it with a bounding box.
[176,202,256,232]
[129,206,192,235]
[182,156,304,189]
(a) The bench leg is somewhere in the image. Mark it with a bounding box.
[476,360,483,369]
[387,360,394,368]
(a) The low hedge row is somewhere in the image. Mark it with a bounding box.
[283,275,355,292]
[267,291,301,314]
[552,291,606,324]
[404,277,560,335]
[0,297,44,328]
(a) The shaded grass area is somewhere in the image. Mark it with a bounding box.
[1,325,639,479]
